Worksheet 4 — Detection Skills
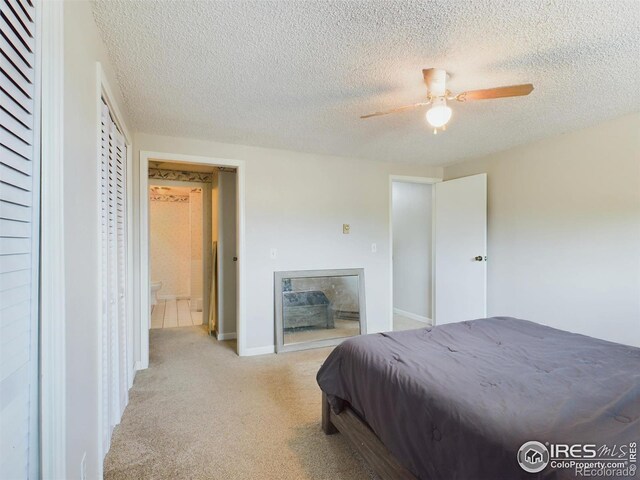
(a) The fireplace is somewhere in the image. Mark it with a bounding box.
[275,269,366,353]
[283,290,334,330]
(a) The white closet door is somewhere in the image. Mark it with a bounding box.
[107,114,120,430]
[114,128,128,414]
[0,0,40,477]
[100,104,111,451]
[100,101,129,456]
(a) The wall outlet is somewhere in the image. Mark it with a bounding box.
[80,452,87,480]
[343,224,350,234]
[270,248,277,259]
[371,243,377,253]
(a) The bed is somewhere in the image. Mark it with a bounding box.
[316,317,640,479]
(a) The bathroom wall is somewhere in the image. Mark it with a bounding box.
[149,187,192,298]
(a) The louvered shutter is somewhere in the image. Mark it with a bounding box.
[107,106,119,435]
[0,0,40,478]
[100,104,110,450]
[100,101,128,455]
[114,127,128,414]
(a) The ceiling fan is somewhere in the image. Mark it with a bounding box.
[361,68,534,134]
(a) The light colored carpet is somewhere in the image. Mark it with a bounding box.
[104,325,376,479]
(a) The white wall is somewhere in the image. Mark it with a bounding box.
[444,113,640,347]
[392,182,432,319]
[217,171,237,336]
[149,195,191,298]
[63,1,131,477]
[133,133,443,353]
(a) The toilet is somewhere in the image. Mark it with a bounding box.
[150,281,162,307]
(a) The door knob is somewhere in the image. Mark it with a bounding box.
[474,256,484,261]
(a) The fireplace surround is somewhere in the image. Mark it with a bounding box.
[274,269,366,353]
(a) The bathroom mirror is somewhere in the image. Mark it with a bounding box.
[274,269,366,353]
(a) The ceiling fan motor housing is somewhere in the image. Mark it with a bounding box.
[425,68,448,97]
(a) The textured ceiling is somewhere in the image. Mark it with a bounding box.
[92,0,640,166]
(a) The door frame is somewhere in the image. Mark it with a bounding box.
[139,151,246,363]
[40,1,66,476]
[388,175,441,331]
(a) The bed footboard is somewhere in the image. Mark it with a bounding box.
[322,391,338,434]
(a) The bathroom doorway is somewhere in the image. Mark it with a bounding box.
[139,152,245,364]
[148,183,206,328]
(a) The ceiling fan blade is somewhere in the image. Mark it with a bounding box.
[360,102,430,119]
[456,84,534,102]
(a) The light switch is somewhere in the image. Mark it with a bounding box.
[270,248,277,259]
[343,224,350,234]
[371,243,377,253]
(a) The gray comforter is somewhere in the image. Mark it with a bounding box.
[316,317,640,479]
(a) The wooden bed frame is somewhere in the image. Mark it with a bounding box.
[321,391,417,480]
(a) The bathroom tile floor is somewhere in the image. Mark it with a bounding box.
[151,299,203,329]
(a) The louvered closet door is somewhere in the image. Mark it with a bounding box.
[0,0,40,478]
[107,108,119,433]
[100,102,128,454]
[114,128,128,414]
[100,104,111,450]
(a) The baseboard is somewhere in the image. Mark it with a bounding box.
[393,308,431,323]
[242,345,275,356]
[216,331,237,341]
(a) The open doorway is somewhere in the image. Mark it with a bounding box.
[139,152,245,365]
[148,183,206,329]
[390,177,436,331]
[147,161,237,336]
[389,173,488,331]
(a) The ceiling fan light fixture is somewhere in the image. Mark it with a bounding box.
[426,97,452,129]
[359,68,533,133]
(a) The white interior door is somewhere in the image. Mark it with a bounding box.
[217,171,237,337]
[100,102,129,456]
[434,173,487,324]
[0,0,40,476]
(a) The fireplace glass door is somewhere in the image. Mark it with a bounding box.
[275,269,366,352]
